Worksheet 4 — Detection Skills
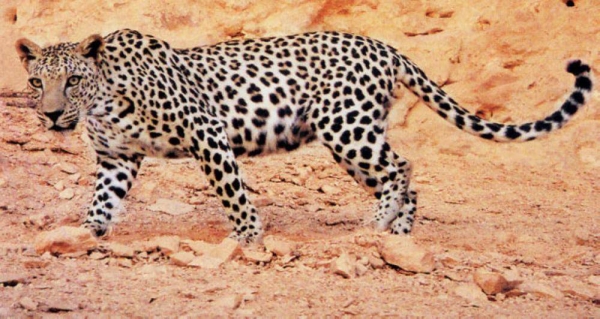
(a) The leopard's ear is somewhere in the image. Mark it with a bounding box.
[77,34,104,61]
[15,38,42,70]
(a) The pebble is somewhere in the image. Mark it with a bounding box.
[89,251,107,260]
[589,275,600,286]
[23,213,54,230]
[109,243,135,258]
[58,188,75,200]
[454,284,488,305]
[148,198,195,216]
[39,299,78,313]
[0,273,29,286]
[59,163,79,174]
[153,235,180,256]
[263,235,296,256]
[253,196,274,207]
[18,297,37,311]
[118,258,133,268]
[331,253,355,279]
[518,281,564,299]
[242,249,273,263]
[473,268,513,295]
[170,251,195,266]
[379,236,435,273]
[320,185,341,195]
[188,238,241,269]
[214,294,243,310]
[53,180,65,191]
[34,226,97,255]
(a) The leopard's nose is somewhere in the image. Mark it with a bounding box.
[44,110,64,123]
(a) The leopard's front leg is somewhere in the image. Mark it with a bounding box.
[83,153,144,236]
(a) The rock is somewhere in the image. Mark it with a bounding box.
[148,198,195,216]
[331,253,355,278]
[320,185,341,195]
[189,255,225,269]
[58,188,75,200]
[559,278,596,300]
[39,299,78,313]
[263,235,295,256]
[109,243,135,258]
[211,238,242,262]
[34,226,97,255]
[117,258,133,268]
[355,262,369,277]
[170,251,195,266]
[367,253,386,269]
[589,275,600,286]
[473,268,513,295]
[185,240,217,255]
[518,281,564,299]
[188,238,241,269]
[242,249,273,263]
[454,284,488,305]
[253,196,274,207]
[59,163,79,174]
[379,236,435,273]
[53,180,65,191]
[89,251,107,260]
[214,294,243,310]
[0,273,29,286]
[18,297,37,311]
[153,236,180,256]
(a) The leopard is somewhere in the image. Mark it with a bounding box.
[15,29,593,243]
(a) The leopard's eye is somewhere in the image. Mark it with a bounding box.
[66,76,82,87]
[28,78,43,89]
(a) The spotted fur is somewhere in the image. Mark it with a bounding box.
[15,29,593,242]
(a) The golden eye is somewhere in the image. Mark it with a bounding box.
[66,76,81,87]
[28,78,43,89]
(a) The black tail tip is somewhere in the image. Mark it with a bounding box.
[567,60,591,76]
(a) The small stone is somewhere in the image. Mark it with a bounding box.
[68,173,82,183]
[0,274,29,286]
[518,281,564,299]
[22,260,50,269]
[454,284,488,305]
[58,188,75,200]
[320,185,341,195]
[211,238,242,262]
[253,196,274,207]
[39,299,78,313]
[331,253,355,279]
[19,297,37,311]
[170,251,195,266]
[242,249,273,263]
[589,275,600,286]
[34,226,97,255]
[263,235,295,256]
[59,163,79,174]
[53,180,65,191]
[117,258,133,268]
[355,262,369,277]
[473,269,513,295]
[189,255,225,269]
[214,294,242,310]
[109,243,135,258]
[185,240,217,255]
[148,198,195,216]
[367,252,386,269]
[89,251,107,260]
[560,278,596,300]
[153,236,180,256]
[188,238,241,269]
[380,236,435,273]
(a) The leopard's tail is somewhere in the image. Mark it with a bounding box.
[396,57,593,142]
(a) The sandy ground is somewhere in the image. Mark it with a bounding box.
[0,85,598,317]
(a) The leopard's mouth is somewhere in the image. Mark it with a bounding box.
[49,119,78,132]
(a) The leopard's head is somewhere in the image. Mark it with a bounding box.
[15,34,104,131]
